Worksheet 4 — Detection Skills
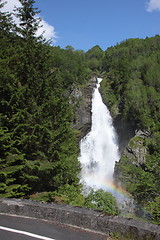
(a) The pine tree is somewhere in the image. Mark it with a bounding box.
[0,0,81,198]
[0,0,14,36]
[14,0,42,41]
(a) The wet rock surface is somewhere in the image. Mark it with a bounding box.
[70,76,97,139]
[113,115,136,154]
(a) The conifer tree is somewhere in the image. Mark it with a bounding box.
[14,0,41,41]
[0,0,14,35]
[0,0,81,198]
[0,1,29,197]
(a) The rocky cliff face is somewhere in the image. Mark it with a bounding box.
[72,77,149,168]
[100,86,150,167]
[113,115,151,167]
[122,130,151,166]
[70,76,97,139]
[113,116,151,176]
[113,115,136,155]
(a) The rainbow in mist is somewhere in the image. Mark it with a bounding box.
[96,179,132,200]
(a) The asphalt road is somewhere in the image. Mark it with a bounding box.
[0,214,108,240]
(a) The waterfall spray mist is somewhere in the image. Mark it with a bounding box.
[78,78,133,210]
[79,78,120,189]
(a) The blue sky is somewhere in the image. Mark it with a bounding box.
[3,0,160,51]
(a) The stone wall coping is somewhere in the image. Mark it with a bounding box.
[0,198,160,239]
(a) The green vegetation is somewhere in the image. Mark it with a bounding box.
[83,189,119,215]
[0,0,87,198]
[1,0,160,224]
[101,36,160,129]
[101,36,160,224]
[0,0,118,217]
[29,187,119,216]
[85,45,104,71]
[109,231,154,240]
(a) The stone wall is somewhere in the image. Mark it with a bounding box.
[0,198,159,240]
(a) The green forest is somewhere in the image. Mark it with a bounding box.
[0,0,160,225]
[100,36,160,224]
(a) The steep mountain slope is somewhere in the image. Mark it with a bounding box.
[101,35,160,224]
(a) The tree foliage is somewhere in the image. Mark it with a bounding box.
[85,45,104,71]
[101,36,160,224]
[1,0,160,222]
[14,0,41,41]
[84,189,119,215]
[101,36,160,129]
[0,0,89,198]
[29,186,120,216]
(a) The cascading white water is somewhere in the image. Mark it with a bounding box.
[78,78,136,214]
[78,78,120,193]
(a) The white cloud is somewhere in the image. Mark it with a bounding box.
[146,0,160,12]
[2,0,57,42]
[37,19,57,43]
[2,0,21,12]
[2,0,21,24]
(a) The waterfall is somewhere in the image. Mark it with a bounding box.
[78,78,136,214]
[78,77,120,194]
